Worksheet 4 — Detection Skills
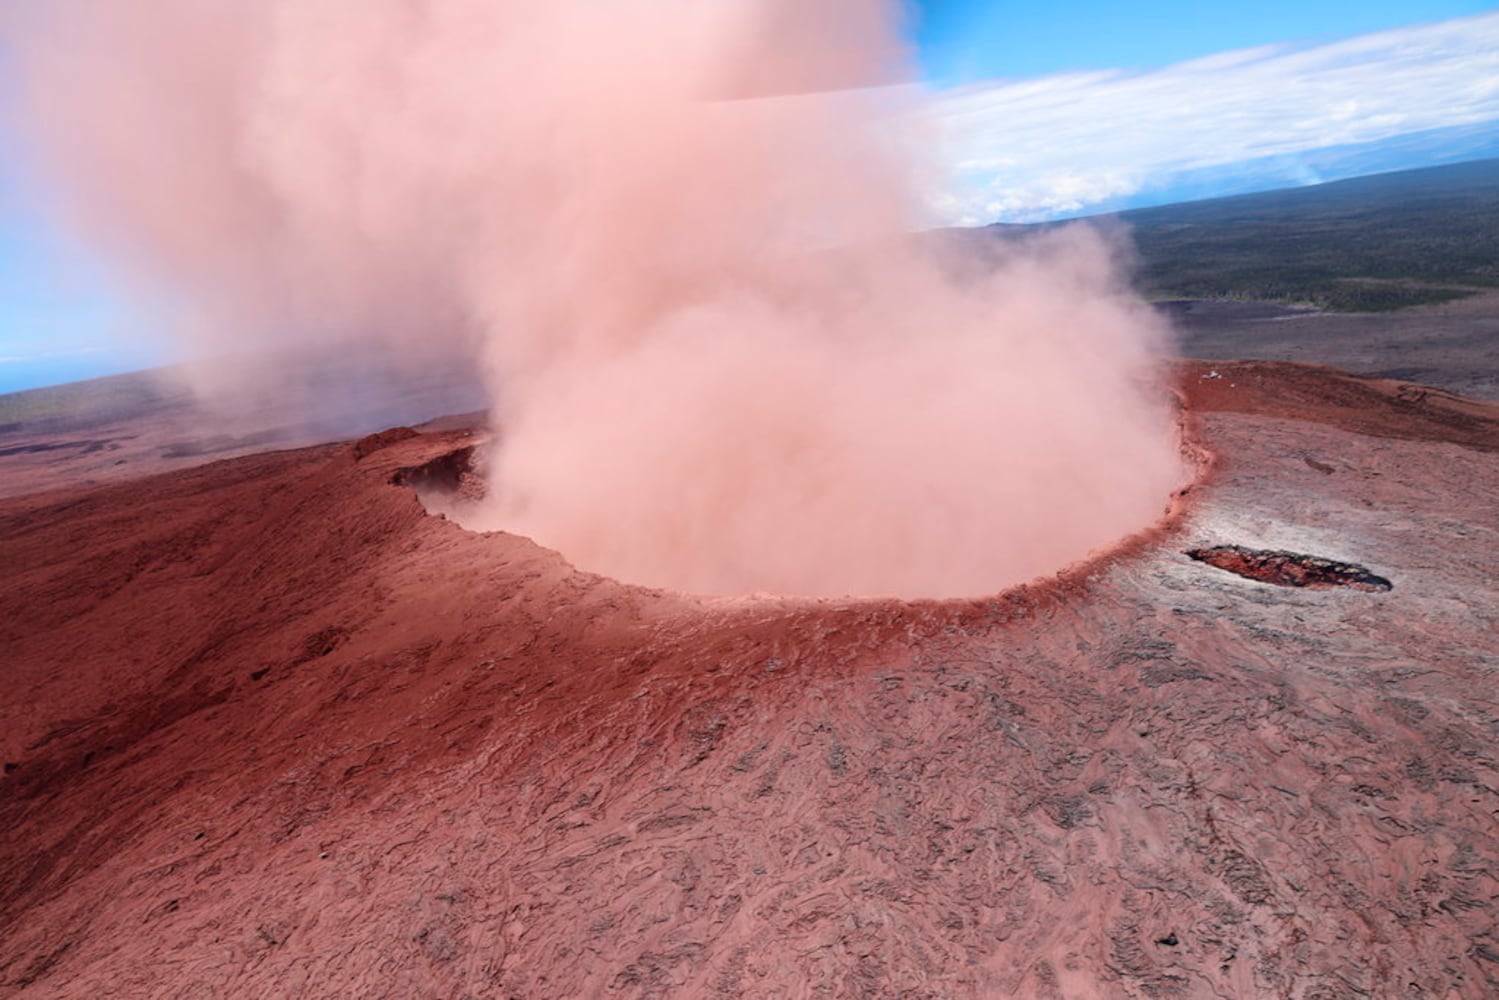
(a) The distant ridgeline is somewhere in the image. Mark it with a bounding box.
[978,158,1499,312]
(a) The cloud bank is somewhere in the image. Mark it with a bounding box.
[930,12,1499,223]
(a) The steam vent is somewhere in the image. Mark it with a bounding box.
[4,360,1499,996]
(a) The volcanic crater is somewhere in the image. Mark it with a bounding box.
[2,360,1497,998]
[392,426,1199,603]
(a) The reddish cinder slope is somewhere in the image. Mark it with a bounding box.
[2,362,1497,998]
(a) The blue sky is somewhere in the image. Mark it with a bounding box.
[2,2,1499,392]
[923,7,1499,223]
[910,1,1497,83]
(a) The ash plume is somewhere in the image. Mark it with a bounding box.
[4,0,1186,597]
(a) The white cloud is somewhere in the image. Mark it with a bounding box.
[0,345,105,364]
[924,12,1499,224]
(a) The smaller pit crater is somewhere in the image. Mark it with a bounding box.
[1186,545,1391,591]
[392,445,490,524]
[392,446,485,500]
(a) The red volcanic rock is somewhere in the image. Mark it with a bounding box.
[350,426,421,460]
[2,362,1498,998]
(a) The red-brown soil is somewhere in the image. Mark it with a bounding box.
[2,361,1498,998]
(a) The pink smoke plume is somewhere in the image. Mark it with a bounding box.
[4,0,1185,598]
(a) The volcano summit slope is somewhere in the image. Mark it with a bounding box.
[2,361,1498,998]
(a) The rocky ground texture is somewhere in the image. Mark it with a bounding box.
[2,361,1497,998]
